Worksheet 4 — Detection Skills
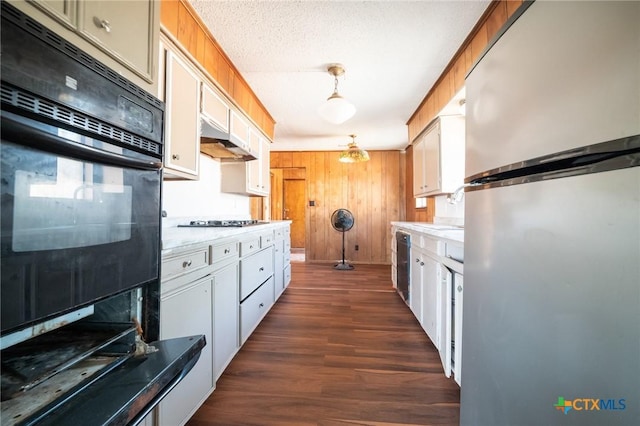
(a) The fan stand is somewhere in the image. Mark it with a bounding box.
[334,230,354,270]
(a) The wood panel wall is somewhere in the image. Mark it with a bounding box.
[160,0,275,139]
[271,151,405,265]
[405,0,522,221]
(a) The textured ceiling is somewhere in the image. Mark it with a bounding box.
[188,0,490,151]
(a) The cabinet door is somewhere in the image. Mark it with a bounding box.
[214,262,239,380]
[421,254,440,347]
[409,248,423,322]
[230,110,249,151]
[260,137,271,194]
[159,277,214,426]
[439,265,453,378]
[412,136,426,196]
[164,47,200,179]
[248,130,261,193]
[201,82,230,132]
[30,0,76,27]
[423,121,441,194]
[453,273,463,386]
[274,239,285,299]
[79,0,156,81]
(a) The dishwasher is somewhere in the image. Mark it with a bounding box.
[396,231,410,305]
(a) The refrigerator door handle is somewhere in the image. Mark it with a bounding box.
[466,134,640,190]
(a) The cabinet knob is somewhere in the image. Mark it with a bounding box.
[259,303,264,308]
[457,285,463,292]
[420,262,424,266]
[182,260,192,268]
[224,248,230,254]
[172,154,180,161]
[415,258,420,263]
[250,244,254,249]
[93,17,112,33]
[259,267,264,272]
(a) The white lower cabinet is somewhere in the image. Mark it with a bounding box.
[157,223,292,422]
[213,260,239,381]
[240,276,275,344]
[439,265,454,378]
[158,275,214,426]
[274,238,285,299]
[398,226,463,387]
[420,254,440,348]
[453,273,463,386]
[410,247,424,322]
[240,246,274,300]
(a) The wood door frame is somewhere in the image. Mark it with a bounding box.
[270,167,306,248]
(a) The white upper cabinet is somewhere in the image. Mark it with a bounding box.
[25,0,159,84]
[201,81,230,134]
[220,125,271,197]
[161,38,201,179]
[413,115,465,197]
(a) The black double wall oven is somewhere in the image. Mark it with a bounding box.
[1,3,204,424]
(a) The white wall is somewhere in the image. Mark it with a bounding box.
[162,154,250,221]
[434,194,465,227]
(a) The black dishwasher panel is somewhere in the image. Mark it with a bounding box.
[396,231,410,305]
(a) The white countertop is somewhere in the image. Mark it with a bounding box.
[391,221,464,244]
[162,220,292,252]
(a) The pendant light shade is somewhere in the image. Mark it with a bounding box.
[318,64,356,124]
[339,135,370,163]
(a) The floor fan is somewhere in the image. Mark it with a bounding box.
[331,208,355,270]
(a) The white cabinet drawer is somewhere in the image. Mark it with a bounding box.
[211,241,238,267]
[284,264,292,287]
[239,247,274,301]
[240,276,274,344]
[240,237,260,257]
[274,227,286,240]
[162,246,209,283]
[259,230,274,247]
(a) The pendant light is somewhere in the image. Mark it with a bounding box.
[339,135,370,163]
[318,64,356,124]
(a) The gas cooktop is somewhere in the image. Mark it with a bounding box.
[178,220,263,228]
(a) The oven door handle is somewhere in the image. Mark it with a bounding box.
[1,111,163,170]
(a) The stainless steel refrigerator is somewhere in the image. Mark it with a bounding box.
[460,1,639,425]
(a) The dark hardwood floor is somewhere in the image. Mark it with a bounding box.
[187,263,460,426]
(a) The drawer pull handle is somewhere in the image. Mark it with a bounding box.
[93,17,111,33]
[259,303,264,308]
[224,248,230,254]
[420,262,424,266]
[172,154,180,161]
[250,245,254,249]
[458,285,463,292]
[259,267,264,272]
[182,260,192,268]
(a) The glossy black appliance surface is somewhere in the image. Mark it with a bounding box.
[0,2,163,335]
[0,3,204,425]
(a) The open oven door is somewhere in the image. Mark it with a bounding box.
[2,334,205,426]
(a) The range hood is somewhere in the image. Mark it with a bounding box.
[200,119,256,162]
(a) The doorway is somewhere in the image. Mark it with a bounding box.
[284,179,305,248]
[270,168,306,251]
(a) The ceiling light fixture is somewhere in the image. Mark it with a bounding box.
[318,64,356,124]
[339,135,370,163]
